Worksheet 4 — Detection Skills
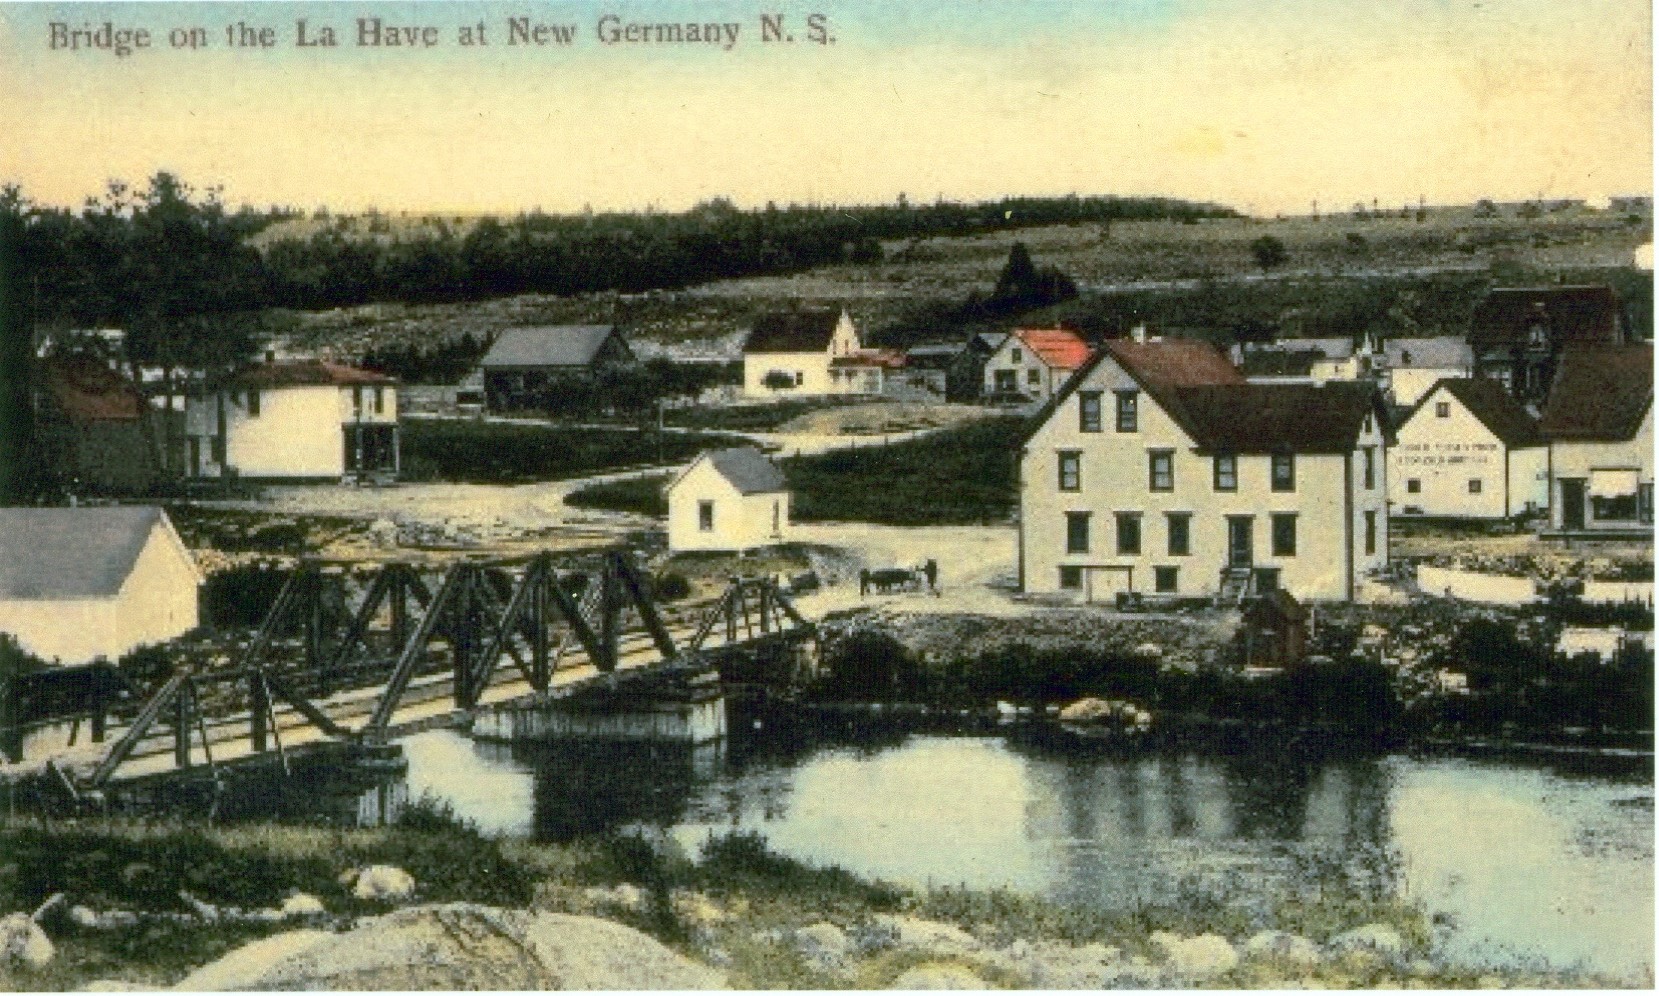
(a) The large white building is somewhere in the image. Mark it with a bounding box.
[666,447,791,552]
[1539,345,1654,533]
[184,359,399,481]
[1019,338,1390,603]
[741,309,864,398]
[0,507,201,665]
[1391,378,1547,519]
[982,327,1092,403]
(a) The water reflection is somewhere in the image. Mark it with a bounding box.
[396,728,1652,981]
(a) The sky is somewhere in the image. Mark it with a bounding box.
[0,0,1652,216]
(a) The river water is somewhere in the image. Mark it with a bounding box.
[397,727,1654,982]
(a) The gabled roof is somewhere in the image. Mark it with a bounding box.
[1168,381,1389,454]
[479,325,628,369]
[970,332,1009,354]
[40,355,144,421]
[1010,328,1092,370]
[1405,377,1543,448]
[1025,337,1386,453]
[1470,285,1623,350]
[224,360,396,389]
[1539,345,1653,442]
[743,310,845,354]
[1240,349,1322,378]
[673,447,788,495]
[1384,336,1473,369]
[0,507,191,601]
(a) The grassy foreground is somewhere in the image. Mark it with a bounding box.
[0,805,1614,990]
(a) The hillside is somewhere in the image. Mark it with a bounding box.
[272,206,1651,366]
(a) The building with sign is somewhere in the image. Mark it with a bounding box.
[1390,378,1547,519]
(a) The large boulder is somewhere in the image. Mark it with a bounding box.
[1151,931,1238,980]
[990,938,1129,988]
[347,865,416,902]
[171,904,725,991]
[792,922,853,977]
[0,912,53,970]
[859,915,981,958]
[888,962,992,989]
[1242,929,1323,967]
[1328,922,1408,962]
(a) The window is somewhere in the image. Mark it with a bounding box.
[210,435,225,463]
[1213,453,1237,491]
[1115,391,1139,432]
[1154,566,1178,593]
[1254,567,1280,592]
[1011,348,1023,364]
[1364,510,1377,556]
[1058,566,1083,590]
[1115,512,1142,555]
[1468,479,1482,494]
[1406,478,1421,494]
[1271,453,1295,492]
[1148,450,1174,491]
[698,500,715,532]
[1642,483,1655,525]
[1078,392,1103,433]
[1065,512,1091,554]
[1027,368,1041,386]
[1271,513,1297,557]
[247,390,260,416]
[373,386,384,414]
[1057,451,1081,491]
[995,370,1017,392]
[352,386,364,415]
[794,371,804,386]
[1435,402,1450,418]
[1166,513,1191,556]
[1362,447,1376,489]
[1363,413,1374,435]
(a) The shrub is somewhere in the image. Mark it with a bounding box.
[651,571,692,602]
[202,564,290,629]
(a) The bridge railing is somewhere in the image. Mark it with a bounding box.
[26,549,813,795]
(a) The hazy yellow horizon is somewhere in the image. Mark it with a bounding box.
[1,0,1651,216]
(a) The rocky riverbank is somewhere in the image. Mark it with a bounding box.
[0,816,1629,990]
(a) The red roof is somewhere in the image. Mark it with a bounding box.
[223,360,396,390]
[1013,328,1092,370]
[41,355,144,422]
[1104,338,1246,388]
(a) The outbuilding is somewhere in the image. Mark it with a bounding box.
[477,325,638,413]
[666,447,791,552]
[1390,377,1547,519]
[1539,344,1653,533]
[0,507,201,665]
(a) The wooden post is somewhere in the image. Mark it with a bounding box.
[452,567,474,707]
[250,671,269,753]
[599,559,620,672]
[174,684,192,769]
[532,562,550,691]
[390,566,409,650]
[306,568,326,695]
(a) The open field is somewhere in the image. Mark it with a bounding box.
[273,207,1651,363]
[399,418,747,485]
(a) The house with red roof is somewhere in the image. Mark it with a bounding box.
[35,353,159,492]
[982,328,1093,403]
[1018,338,1391,603]
[183,358,400,482]
[1539,345,1653,533]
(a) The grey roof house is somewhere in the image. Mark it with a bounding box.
[477,325,639,413]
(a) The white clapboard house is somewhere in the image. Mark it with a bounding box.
[982,327,1093,403]
[666,447,791,552]
[184,359,399,482]
[1019,338,1391,603]
[1539,344,1654,533]
[741,309,863,397]
[1380,336,1475,407]
[1390,377,1548,519]
[0,507,201,665]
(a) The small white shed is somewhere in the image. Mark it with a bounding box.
[0,506,202,664]
[666,448,790,553]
